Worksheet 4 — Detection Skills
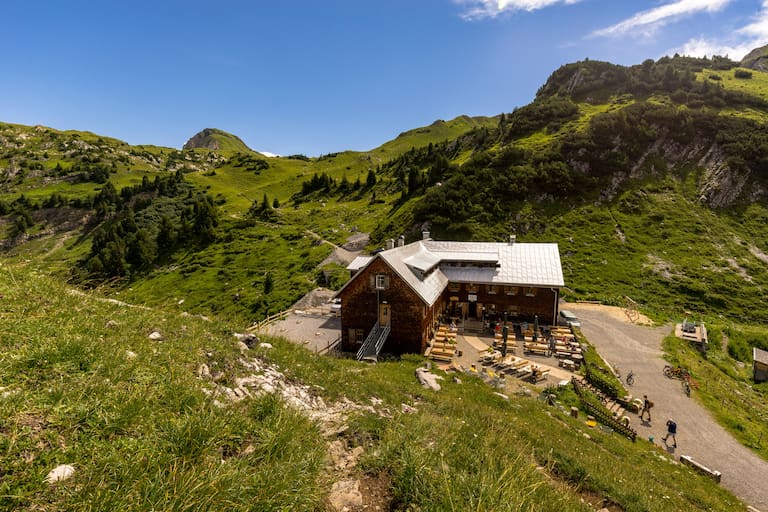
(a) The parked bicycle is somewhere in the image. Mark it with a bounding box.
[663,365,690,380]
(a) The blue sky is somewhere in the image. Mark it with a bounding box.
[3,1,768,156]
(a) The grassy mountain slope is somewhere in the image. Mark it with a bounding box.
[0,262,745,511]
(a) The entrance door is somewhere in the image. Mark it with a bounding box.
[468,302,477,318]
[379,303,391,327]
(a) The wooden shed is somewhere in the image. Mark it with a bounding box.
[754,347,768,383]
[335,234,564,360]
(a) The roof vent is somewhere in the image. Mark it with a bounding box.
[509,234,516,245]
[422,231,430,240]
[397,235,405,247]
[387,239,395,250]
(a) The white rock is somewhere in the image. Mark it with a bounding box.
[148,331,163,341]
[328,479,363,511]
[258,342,273,349]
[401,403,417,414]
[198,363,211,379]
[125,350,137,360]
[238,341,249,352]
[45,464,75,483]
[415,367,443,391]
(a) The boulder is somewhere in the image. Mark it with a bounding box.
[415,367,443,391]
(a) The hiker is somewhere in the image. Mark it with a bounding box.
[662,419,677,448]
[640,395,653,421]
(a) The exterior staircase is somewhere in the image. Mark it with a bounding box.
[571,376,638,441]
[356,323,391,362]
[572,376,634,417]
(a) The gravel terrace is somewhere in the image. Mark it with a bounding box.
[568,302,768,510]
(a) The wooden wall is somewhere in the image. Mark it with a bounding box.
[440,283,558,324]
[338,257,430,354]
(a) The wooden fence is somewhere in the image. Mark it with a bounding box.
[248,309,292,333]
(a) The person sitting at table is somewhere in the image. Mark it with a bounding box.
[450,320,457,331]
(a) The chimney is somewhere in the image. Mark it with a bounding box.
[397,235,405,247]
[509,234,516,245]
[422,231,430,240]
[387,238,395,250]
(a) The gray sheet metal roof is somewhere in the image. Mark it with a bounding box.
[342,240,564,306]
[347,255,373,272]
[425,241,564,287]
[755,347,768,366]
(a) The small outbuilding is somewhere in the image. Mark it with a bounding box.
[754,347,768,383]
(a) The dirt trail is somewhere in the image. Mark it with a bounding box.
[568,303,768,510]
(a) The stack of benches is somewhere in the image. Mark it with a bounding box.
[426,325,458,363]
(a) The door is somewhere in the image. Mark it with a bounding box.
[379,303,391,327]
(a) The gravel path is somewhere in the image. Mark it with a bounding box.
[569,303,768,510]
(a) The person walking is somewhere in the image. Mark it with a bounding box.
[639,395,653,422]
[663,419,677,448]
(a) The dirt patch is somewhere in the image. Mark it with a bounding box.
[358,471,393,511]
[567,302,653,326]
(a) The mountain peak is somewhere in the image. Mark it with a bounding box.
[183,128,253,152]
[740,44,768,71]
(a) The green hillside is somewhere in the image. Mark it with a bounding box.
[0,262,745,511]
[6,50,768,507]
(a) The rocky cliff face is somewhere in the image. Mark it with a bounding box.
[740,45,768,72]
[183,128,223,150]
[183,128,252,152]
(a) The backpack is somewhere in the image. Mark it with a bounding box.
[648,400,654,409]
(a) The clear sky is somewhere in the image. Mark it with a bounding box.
[3,1,767,156]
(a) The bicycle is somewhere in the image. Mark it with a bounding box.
[625,370,635,386]
[682,378,691,397]
[663,365,689,380]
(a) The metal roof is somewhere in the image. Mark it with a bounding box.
[754,347,768,366]
[341,239,564,306]
[425,241,564,287]
[347,255,373,272]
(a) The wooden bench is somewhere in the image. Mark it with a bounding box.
[523,343,549,355]
[530,368,550,383]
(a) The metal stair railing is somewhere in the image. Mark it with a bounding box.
[356,323,391,361]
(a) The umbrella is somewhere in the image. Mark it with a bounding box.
[502,325,508,357]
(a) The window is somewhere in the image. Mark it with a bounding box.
[375,274,386,290]
[505,286,518,295]
[525,287,536,297]
[449,282,461,292]
[466,283,478,293]
[355,329,364,342]
[488,285,497,294]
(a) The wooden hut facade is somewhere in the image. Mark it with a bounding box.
[336,235,564,357]
[754,347,768,383]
